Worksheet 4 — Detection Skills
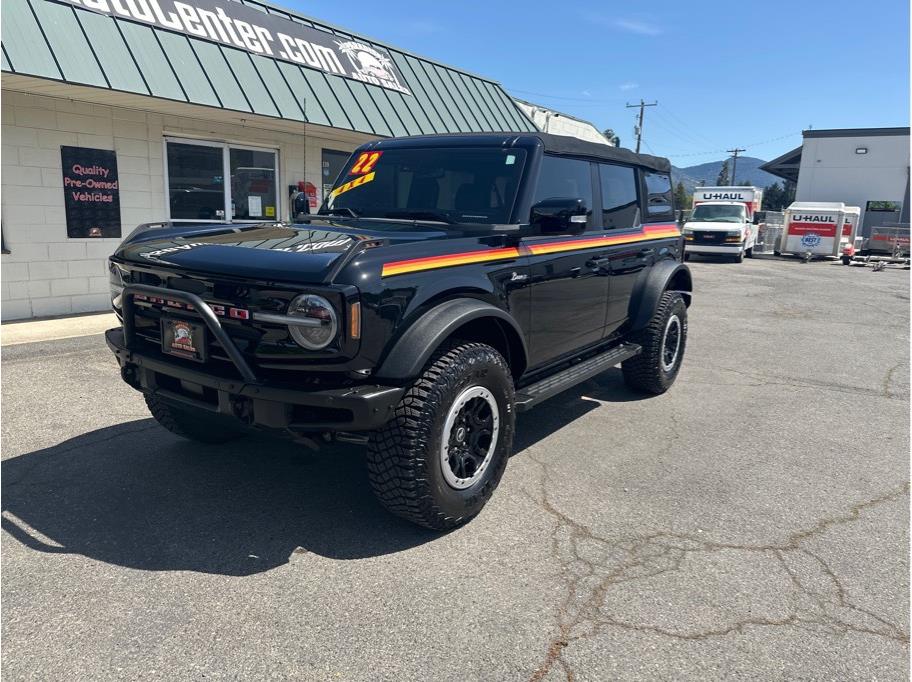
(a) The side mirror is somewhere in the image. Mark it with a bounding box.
[530,198,588,235]
[292,193,310,222]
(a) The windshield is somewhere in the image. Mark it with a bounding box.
[690,204,746,223]
[320,147,527,225]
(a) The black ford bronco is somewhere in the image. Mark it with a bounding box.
[106,133,692,530]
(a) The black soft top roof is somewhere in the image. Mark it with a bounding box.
[534,133,670,173]
[364,132,672,174]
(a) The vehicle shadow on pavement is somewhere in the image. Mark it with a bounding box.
[514,368,648,452]
[1,420,434,576]
[1,370,645,577]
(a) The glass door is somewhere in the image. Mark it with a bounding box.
[165,138,278,223]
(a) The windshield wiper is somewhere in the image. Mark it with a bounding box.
[381,210,455,224]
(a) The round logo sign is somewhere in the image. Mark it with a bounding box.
[800,233,821,248]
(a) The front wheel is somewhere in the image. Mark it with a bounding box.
[733,248,745,263]
[367,342,515,530]
[622,292,688,395]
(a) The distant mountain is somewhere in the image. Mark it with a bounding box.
[671,157,779,193]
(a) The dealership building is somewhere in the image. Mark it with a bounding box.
[762,127,910,234]
[0,0,539,320]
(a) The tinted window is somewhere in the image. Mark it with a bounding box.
[324,147,526,225]
[532,155,593,227]
[644,172,673,220]
[598,163,639,229]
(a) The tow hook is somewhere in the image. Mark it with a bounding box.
[121,364,140,389]
[229,395,254,424]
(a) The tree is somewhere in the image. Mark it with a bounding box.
[760,181,797,211]
[716,159,730,186]
[673,181,690,210]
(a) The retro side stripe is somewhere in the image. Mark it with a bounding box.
[527,224,680,256]
[380,224,680,277]
[382,246,521,277]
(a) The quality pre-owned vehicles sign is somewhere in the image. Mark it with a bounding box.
[64,0,411,94]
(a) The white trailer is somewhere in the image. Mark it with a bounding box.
[683,186,763,262]
[781,202,859,258]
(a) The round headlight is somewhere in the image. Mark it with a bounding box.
[287,294,338,350]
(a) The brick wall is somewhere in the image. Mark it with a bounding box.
[1,90,368,320]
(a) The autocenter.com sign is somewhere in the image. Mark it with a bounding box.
[64,0,411,94]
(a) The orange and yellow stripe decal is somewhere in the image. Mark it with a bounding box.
[527,224,680,256]
[382,246,521,277]
[328,171,375,202]
[380,224,681,277]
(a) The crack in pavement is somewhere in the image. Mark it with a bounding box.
[707,364,911,401]
[524,451,910,682]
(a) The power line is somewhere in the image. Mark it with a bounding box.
[626,99,657,154]
[506,88,621,103]
[664,132,802,159]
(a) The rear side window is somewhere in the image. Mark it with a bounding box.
[598,163,639,230]
[531,155,593,227]
[644,172,674,220]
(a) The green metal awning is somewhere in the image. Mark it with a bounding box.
[1,0,537,137]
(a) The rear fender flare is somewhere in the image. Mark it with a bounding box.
[374,298,528,382]
[628,260,693,332]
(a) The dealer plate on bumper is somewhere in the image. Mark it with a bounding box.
[161,316,207,363]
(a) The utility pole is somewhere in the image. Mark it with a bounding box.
[727,148,746,186]
[626,99,657,153]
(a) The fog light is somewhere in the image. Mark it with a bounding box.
[287,294,338,350]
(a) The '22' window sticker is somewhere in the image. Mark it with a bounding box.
[349,151,382,175]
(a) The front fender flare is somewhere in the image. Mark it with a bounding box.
[374,298,528,382]
[628,260,693,332]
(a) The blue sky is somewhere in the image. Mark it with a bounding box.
[285,0,909,165]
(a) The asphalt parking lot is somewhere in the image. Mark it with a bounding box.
[2,257,909,681]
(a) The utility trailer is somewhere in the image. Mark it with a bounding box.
[842,223,911,269]
[781,202,860,260]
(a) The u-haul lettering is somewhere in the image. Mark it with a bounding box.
[788,214,837,237]
[697,192,748,201]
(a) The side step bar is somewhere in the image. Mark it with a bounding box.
[514,342,641,412]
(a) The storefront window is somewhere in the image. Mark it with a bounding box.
[165,139,277,223]
[167,142,225,221]
[322,149,350,200]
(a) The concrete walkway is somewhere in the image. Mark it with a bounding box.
[1,312,117,346]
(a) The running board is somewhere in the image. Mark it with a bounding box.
[514,342,641,412]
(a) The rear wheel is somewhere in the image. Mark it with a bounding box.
[367,342,515,530]
[622,292,687,395]
[144,394,247,443]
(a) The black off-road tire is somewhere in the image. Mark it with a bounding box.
[622,291,688,395]
[733,248,745,263]
[144,393,246,444]
[367,342,515,530]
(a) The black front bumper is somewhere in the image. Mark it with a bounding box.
[106,328,403,432]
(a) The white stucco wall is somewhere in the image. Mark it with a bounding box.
[514,101,612,146]
[1,90,371,320]
[795,133,910,224]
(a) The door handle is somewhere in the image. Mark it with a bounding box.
[586,256,611,270]
[638,248,655,258]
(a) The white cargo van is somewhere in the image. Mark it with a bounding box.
[683,186,763,262]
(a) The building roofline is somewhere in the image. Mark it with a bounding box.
[803,127,910,139]
[239,0,503,85]
[513,98,602,127]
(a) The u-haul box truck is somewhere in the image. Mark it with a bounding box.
[683,186,763,262]
[781,202,858,258]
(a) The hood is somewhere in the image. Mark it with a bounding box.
[115,220,447,283]
[683,221,744,232]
